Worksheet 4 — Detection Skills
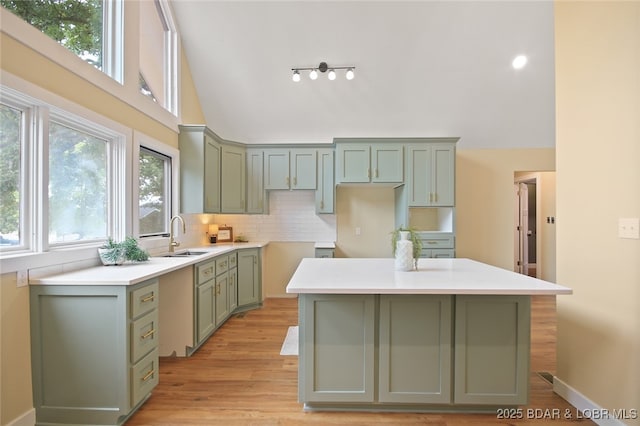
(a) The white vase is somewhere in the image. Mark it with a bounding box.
[395,231,414,271]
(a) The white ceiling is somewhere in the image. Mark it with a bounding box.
[170,1,556,149]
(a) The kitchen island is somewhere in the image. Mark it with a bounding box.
[286,258,572,412]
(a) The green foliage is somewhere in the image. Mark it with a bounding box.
[390,226,423,260]
[0,104,21,236]
[100,237,149,263]
[1,0,103,67]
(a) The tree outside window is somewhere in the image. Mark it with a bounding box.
[0,103,22,247]
[1,0,104,69]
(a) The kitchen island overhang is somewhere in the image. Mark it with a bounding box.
[286,258,572,412]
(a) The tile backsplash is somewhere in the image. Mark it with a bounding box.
[167,191,336,248]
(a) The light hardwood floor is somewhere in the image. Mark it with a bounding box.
[127,296,593,425]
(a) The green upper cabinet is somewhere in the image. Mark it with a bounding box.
[178,126,221,214]
[407,143,455,207]
[335,141,403,184]
[221,143,246,213]
[264,148,317,190]
[246,149,266,214]
[316,149,334,214]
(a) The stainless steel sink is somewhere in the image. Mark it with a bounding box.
[162,250,208,257]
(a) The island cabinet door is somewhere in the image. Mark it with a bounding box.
[378,295,453,404]
[453,295,531,405]
[299,294,376,403]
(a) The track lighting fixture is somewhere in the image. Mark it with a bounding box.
[291,61,356,82]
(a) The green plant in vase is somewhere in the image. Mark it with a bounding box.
[98,237,149,265]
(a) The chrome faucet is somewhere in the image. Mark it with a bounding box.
[168,215,186,253]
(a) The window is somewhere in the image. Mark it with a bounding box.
[48,121,108,245]
[0,83,128,257]
[139,0,178,114]
[1,0,107,71]
[0,102,25,250]
[139,147,171,237]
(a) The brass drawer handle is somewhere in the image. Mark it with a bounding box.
[141,293,155,303]
[427,241,437,245]
[141,369,155,382]
[141,328,156,339]
[203,267,213,276]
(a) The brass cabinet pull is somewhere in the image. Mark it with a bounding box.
[286,176,290,186]
[320,200,324,209]
[141,293,155,303]
[141,328,156,339]
[367,168,371,179]
[427,241,437,245]
[141,369,155,382]
[203,267,213,276]
[293,176,297,186]
[375,169,379,178]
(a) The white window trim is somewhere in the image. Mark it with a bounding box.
[0,3,180,130]
[0,71,132,274]
[132,130,179,240]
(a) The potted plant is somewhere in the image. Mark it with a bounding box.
[98,237,149,266]
[390,226,422,270]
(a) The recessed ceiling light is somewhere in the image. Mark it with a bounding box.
[512,55,528,69]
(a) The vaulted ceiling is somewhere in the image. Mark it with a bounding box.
[170,1,555,149]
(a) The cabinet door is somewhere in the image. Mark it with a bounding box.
[264,150,290,189]
[335,144,370,183]
[454,295,530,405]
[221,144,246,213]
[290,149,317,189]
[228,268,238,312]
[238,249,260,307]
[371,144,403,183]
[215,273,229,326]
[315,149,334,214]
[246,149,265,213]
[407,144,455,207]
[299,294,376,403]
[197,280,216,343]
[407,145,431,206]
[204,136,221,212]
[431,144,455,206]
[379,295,452,403]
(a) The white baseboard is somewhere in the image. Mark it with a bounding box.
[6,408,35,426]
[553,376,630,426]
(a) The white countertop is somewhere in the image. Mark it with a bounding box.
[29,242,267,286]
[286,258,573,295]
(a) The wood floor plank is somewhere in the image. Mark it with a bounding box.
[127,296,593,425]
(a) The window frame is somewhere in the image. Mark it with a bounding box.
[0,93,33,253]
[132,130,179,240]
[0,74,132,273]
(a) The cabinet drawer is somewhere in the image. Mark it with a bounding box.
[228,252,237,269]
[419,233,454,250]
[131,348,159,407]
[216,255,229,275]
[197,260,215,284]
[131,280,159,318]
[131,310,159,363]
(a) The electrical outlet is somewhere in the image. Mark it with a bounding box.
[17,270,28,287]
[618,218,640,239]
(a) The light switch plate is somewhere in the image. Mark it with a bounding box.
[618,218,640,239]
[16,270,28,287]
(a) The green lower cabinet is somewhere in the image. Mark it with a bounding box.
[215,271,230,327]
[298,294,532,411]
[196,279,216,343]
[299,294,376,403]
[237,248,261,309]
[229,266,238,312]
[378,295,452,404]
[454,295,531,405]
[30,279,159,425]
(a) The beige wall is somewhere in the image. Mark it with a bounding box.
[335,186,397,258]
[455,149,555,270]
[555,2,640,421]
[263,242,314,297]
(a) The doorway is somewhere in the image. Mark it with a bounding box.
[514,178,537,276]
